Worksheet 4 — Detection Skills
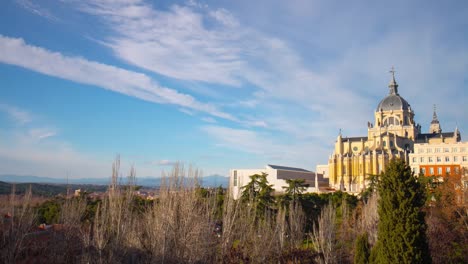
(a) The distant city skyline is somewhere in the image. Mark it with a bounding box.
[0,0,467,178]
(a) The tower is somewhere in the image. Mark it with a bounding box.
[429,104,442,134]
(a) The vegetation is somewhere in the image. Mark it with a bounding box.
[283,178,309,202]
[354,232,370,264]
[370,159,431,263]
[240,172,274,216]
[0,158,466,263]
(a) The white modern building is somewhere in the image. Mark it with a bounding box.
[229,164,329,199]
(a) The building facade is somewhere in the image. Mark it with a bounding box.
[229,164,328,199]
[409,141,467,177]
[326,70,462,193]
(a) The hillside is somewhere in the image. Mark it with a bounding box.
[0,181,107,197]
[0,174,229,188]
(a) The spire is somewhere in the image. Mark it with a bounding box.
[388,66,399,95]
[431,104,439,124]
[429,104,442,134]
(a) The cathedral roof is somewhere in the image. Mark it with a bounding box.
[377,94,411,111]
[376,68,411,111]
[416,132,459,141]
[343,136,368,142]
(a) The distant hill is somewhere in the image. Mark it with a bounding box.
[0,174,229,188]
[0,181,107,197]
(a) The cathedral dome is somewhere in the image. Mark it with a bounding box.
[376,68,411,111]
[377,94,410,111]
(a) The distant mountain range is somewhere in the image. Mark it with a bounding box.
[0,174,229,188]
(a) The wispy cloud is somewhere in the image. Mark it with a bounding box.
[0,35,235,121]
[201,117,216,123]
[152,159,177,166]
[15,0,59,21]
[28,128,57,140]
[0,103,32,124]
[0,126,107,178]
[201,125,329,167]
[72,0,372,134]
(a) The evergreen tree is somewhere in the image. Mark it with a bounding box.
[283,178,309,202]
[370,159,431,264]
[354,232,370,264]
[240,173,274,214]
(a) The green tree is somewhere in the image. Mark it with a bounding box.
[282,178,309,202]
[240,173,274,214]
[354,232,370,264]
[370,159,431,264]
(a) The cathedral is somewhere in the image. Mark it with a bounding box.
[327,69,461,192]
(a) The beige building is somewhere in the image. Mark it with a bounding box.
[326,70,461,193]
[409,140,468,205]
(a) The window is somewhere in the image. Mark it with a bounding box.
[420,157,424,162]
[454,156,458,162]
[445,156,450,162]
[435,148,441,153]
[421,168,426,174]
[463,156,467,162]
[437,167,442,175]
[444,148,450,153]
[426,148,432,153]
[453,148,457,152]
[437,157,441,162]
[233,170,238,186]
[418,148,424,153]
[428,157,433,162]
[446,167,451,174]
[429,167,434,175]
[383,141,387,147]
[412,157,416,163]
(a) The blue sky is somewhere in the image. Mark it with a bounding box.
[0,0,467,179]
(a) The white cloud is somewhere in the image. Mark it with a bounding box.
[0,35,235,121]
[0,103,32,124]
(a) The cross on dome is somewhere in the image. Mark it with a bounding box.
[388,66,399,95]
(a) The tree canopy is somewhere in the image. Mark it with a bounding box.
[240,172,274,214]
[282,178,309,202]
[371,159,431,264]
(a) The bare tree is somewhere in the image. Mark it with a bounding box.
[0,185,36,264]
[310,201,337,264]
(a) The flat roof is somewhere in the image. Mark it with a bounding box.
[267,164,312,173]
